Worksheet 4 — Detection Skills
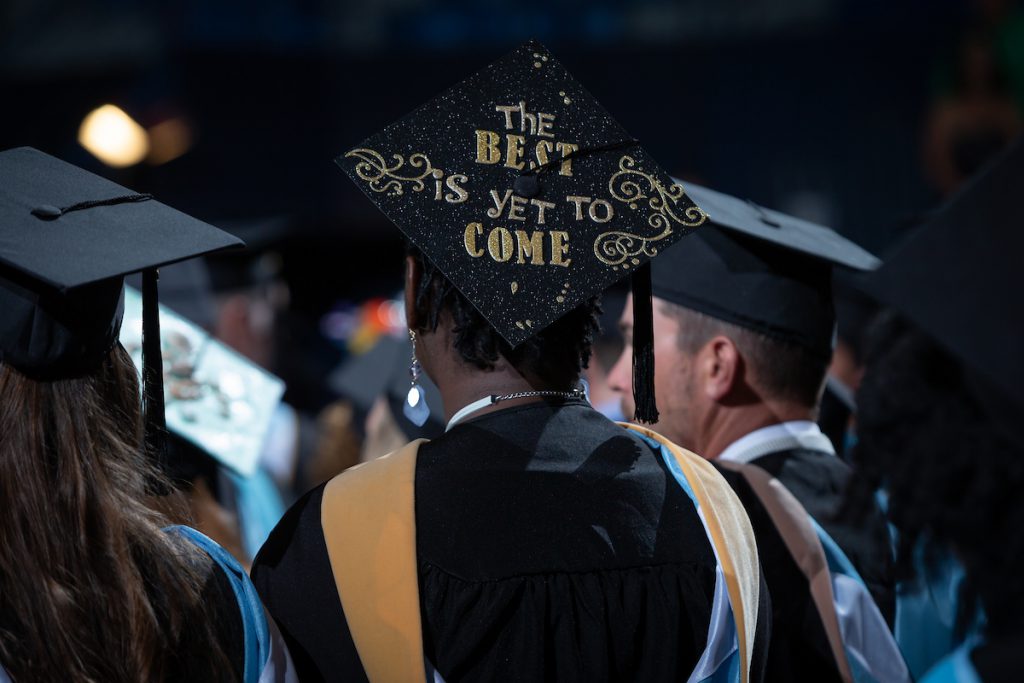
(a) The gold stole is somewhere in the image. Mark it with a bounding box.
[619,424,761,683]
[319,429,762,683]
[717,460,854,682]
[321,440,428,683]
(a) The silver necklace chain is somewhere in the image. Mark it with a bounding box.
[492,388,586,404]
[446,385,588,431]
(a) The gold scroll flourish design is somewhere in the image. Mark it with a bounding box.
[344,148,440,196]
[594,155,707,266]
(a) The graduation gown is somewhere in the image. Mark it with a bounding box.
[718,422,894,624]
[752,447,895,623]
[920,631,1024,683]
[713,466,845,682]
[252,400,769,682]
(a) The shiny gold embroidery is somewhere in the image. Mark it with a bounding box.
[593,156,706,266]
[344,148,442,196]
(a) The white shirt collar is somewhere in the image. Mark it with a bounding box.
[717,420,836,464]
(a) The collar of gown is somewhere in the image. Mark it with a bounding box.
[717,420,836,464]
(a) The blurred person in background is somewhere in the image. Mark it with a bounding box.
[925,26,1021,196]
[583,286,628,422]
[817,273,880,458]
[322,331,445,470]
[848,137,1024,682]
[207,235,309,495]
[0,147,291,682]
[252,42,768,683]
[126,255,288,567]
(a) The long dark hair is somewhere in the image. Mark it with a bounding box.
[0,344,234,681]
[847,312,1024,637]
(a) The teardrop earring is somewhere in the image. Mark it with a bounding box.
[404,329,430,427]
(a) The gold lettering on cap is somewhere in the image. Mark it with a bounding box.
[566,196,590,220]
[487,227,514,262]
[536,112,556,139]
[550,231,572,267]
[495,105,518,130]
[508,195,528,221]
[464,222,485,257]
[444,174,469,204]
[556,142,578,176]
[488,189,513,218]
[588,198,614,223]
[535,139,553,166]
[475,130,502,164]
[531,198,555,224]
[515,230,546,265]
[504,134,526,170]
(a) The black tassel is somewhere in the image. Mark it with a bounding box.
[631,262,659,424]
[142,269,168,481]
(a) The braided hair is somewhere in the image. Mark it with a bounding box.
[846,310,1024,638]
[408,245,601,390]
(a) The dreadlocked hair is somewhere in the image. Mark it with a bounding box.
[845,310,1024,639]
[408,245,601,390]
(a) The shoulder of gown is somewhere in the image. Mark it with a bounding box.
[753,447,896,625]
[251,484,368,683]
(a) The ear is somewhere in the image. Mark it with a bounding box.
[404,254,422,331]
[702,335,741,402]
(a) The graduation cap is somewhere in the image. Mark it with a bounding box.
[651,181,880,359]
[335,40,708,422]
[119,286,286,478]
[330,334,445,440]
[861,136,1024,416]
[0,147,243,467]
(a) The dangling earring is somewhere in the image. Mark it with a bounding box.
[404,329,430,427]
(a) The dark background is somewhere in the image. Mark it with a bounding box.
[4,0,1020,410]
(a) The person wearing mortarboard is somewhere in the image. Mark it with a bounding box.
[607,185,906,681]
[817,272,880,460]
[846,137,1024,683]
[251,42,769,683]
[115,283,291,569]
[328,331,446,465]
[0,147,293,682]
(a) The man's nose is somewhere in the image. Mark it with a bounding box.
[607,347,632,395]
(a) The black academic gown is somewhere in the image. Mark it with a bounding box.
[970,631,1024,683]
[714,465,844,682]
[252,400,770,682]
[752,447,895,624]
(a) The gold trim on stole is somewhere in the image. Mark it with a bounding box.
[718,460,854,682]
[320,440,428,683]
[319,428,763,683]
[620,424,762,683]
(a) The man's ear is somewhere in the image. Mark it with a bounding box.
[702,335,741,402]
[404,254,421,331]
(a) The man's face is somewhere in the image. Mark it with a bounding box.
[607,296,703,448]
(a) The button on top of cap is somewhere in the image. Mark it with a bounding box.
[513,174,540,198]
[31,205,63,219]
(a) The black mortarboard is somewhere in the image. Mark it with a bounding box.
[336,41,708,422]
[651,181,880,359]
[0,147,242,467]
[861,136,1024,415]
[330,335,445,440]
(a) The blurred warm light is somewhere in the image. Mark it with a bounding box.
[147,117,193,165]
[78,104,150,168]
